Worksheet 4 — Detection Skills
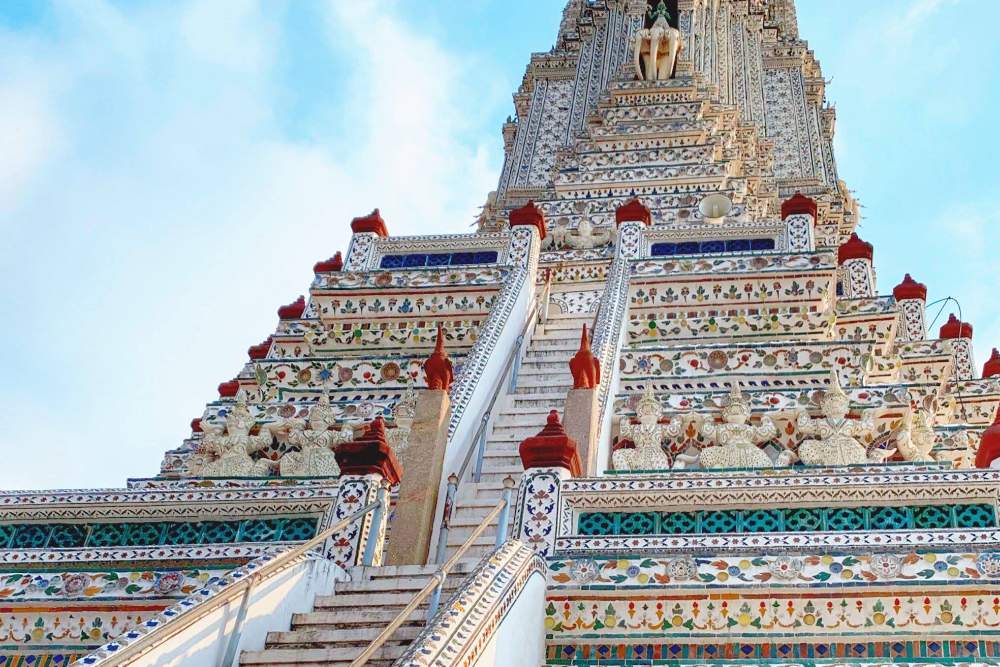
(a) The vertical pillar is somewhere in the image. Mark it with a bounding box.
[781,192,817,252]
[893,274,928,342]
[344,209,389,271]
[329,417,402,569]
[513,411,582,557]
[837,233,875,298]
[940,314,976,381]
[387,329,453,565]
[565,325,601,475]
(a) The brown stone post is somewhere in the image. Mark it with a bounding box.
[564,324,602,475]
[386,326,454,565]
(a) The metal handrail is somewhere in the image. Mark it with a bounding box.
[86,498,385,667]
[349,477,516,667]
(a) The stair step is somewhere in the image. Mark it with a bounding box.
[241,645,404,666]
[266,625,423,648]
[291,608,428,629]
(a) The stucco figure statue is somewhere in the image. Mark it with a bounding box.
[544,219,615,250]
[387,385,417,457]
[193,390,275,477]
[613,384,680,471]
[795,372,893,466]
[694,384,781,469]
[895,409,937,462]
[278,395,352,477]
[634,2,682,82]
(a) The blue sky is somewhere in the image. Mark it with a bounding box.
[0,0,998,490]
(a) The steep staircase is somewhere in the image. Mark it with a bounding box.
[441,311,592,560]
[239,563,470,667]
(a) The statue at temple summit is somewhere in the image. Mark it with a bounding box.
[794,372,893,466]
[694,384,783,469]
[634,2,682,82]
[191,390,275,477]
[613,384,680,471]
[278,394,353,477]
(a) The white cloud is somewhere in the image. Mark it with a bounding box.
[0,0,502,489]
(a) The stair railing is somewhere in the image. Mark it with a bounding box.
[78,496,386,667]
[349,476,515,667]
[433,270,550,564]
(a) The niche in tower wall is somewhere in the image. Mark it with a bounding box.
[645,0,680,29]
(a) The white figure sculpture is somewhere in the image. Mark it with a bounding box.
[695,384,781,469]
[613,385,680,471]
[795,372,893,466]
[278,395,353,477]
[544,219,616,251]
[193,390,275,477]
[633,2,683,82]
[387,385,417,457]
[895,409,937,463]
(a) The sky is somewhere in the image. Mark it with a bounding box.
[1,0,998,490]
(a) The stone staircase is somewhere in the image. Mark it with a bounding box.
[441,311,592,561]
[239,563,470,667]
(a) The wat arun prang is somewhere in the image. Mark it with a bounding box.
[10,2,1000,666]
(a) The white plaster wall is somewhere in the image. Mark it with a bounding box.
[127,558,346,667]
[466,571,547,667]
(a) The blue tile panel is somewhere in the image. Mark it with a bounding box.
[649,238,776,256]
[379,251,499,269]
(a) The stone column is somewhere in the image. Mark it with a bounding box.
[344,209,389,271]
[513,411,582,557]
[893,274,928,343]
[565,325,601,475]
[781,192,817,252]
[329,417,402,569]
[940,314,976,381]
[837,233,875,298]
[386,386,452,565]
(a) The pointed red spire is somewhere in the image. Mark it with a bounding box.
[984,349,1000,379]
[277,296,306,320]
[939,314,973,340]
[314,252,344,273]
[837,233,874,264]
[190,418,203,433]
[350,209,389,237]
[893,274,927,302]
[518,410,582,476]
[569,325,601,389]
[615,198,652,227]
[509,201,546,240]
[336,416,403,484]
[975,407,1000,468]
[423,325,454,391]
[247,336,274,360]
[781,192,818,220]
[218,380,240,398]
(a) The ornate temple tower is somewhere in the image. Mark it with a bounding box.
[5,2,1000,666]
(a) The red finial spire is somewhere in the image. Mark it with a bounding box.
[518,410,582,476]
[893,274,927,302]
[837,233,874,264]
[278,296,306,320]
[335,416,403,484]
[984,349,1000,379]
[190,418,202,433]
[313,252,343,273]
[218,380,240,398]
[423,325,454,391]
[247,336,273,360]
[975,407,1000,468]
[569,325,601,389]
[350,209,389,237]
[509,201,547,240]
[781,192,818,220]
[939,314,973,340]
[615,198,652,227]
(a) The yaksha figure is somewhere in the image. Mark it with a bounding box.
[895,409,937,463]
[193,390,275,477]
[696,384,781,469]
[279,395,353,477]
[613,384,681,471]
[545,219,616,251]
[633,2,682,82]
[795,372,893,466]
